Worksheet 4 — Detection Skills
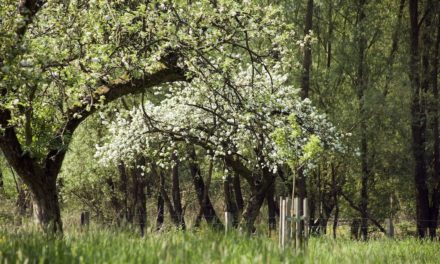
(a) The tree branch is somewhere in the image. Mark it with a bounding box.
[45,66,187,176]
[340,191,386,233]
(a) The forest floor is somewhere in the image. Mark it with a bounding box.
[0,225,439,263]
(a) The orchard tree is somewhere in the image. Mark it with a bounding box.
[96,65,343,231]
[0,0,293,232]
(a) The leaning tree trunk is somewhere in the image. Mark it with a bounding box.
[240,169,275,233]
[189,148,223,229]
[241,190,267,233]
[233,172,244,214]
[0,0,187,235]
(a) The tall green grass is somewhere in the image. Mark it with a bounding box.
[0,227,439,263]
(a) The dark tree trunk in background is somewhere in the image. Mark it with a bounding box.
[233,172,244,214]
[151,162,181,228]
[418,0,433,238]
[156,193,165,231]
[171,154,185,229]
[136,184,147,236]
[117,163,129,222]
[355,0,369,241]
[156,167,180,228]
[295,0,314,234]
[241,189,266,233]
[429,8,440,238]
[266,182,277,231]
[189,148,223,229]
[301,0,314,99]
[333,197,339,239]
[134,159,147,236]
[409,0,428,239]
[408,0,440,238]
[224,173,239,227]
[351,219,361,240]
[106,177,124,224]
[332,164,339,239]
[240,167,276,233]
[116,159,148,234]
[161,179,178,226]
[225,154,276,233]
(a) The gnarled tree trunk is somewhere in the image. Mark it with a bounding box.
[26,169,63,233]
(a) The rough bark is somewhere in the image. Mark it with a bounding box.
[31,173,63,233]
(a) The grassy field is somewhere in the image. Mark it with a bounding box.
[0,226,439,264]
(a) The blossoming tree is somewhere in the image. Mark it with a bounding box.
[0,0,295,232]
[97,65,343,231]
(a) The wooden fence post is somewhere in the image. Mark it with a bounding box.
[286,198,292,245]
[291,197,296,249]
[386,218,394,238]
[387,195,394,238]
[279,197,309,250]
[279,197,292,249]
[225,212,233,233]
[303,198,309,241]
[281,198,287,248]
[294,198,302,249]
[279,197,283,247]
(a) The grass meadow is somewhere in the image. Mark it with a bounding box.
[0,225,439,264]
